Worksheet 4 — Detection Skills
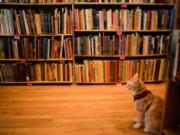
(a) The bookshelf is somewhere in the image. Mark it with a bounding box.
[74,0,175,84]
[0,1,74,84]
[161,1,180,135]
[160,30,180,135]
[0,0,175,85]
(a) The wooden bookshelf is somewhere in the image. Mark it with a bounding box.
[73,0,174,84]
[0,1,175,85]
[0,2,74,84]
[161,30,180,135]
[161,80,180,135]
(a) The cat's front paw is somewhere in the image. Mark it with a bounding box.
[133,123,142,129]
[134,117,138,122]
[144,128,150,132]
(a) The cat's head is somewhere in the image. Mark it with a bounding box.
[125,73,146,94]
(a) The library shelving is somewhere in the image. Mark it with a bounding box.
[0,0,175,85]
[0,1,74,85]
[73,0,175,84]
[161,30,180,135]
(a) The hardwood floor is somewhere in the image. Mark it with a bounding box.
[0,83,166,135]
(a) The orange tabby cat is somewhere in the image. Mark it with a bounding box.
[125,73,164,134]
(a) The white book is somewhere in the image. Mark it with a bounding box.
[99,10,104,30]
[84,61,89,82]
[44,63,47,81]
[94,36,98,56]
[107,9,112,30]
[12,41,19,59]
[64,8,67,34]
[143,12,147,30]
[173,38,179,78]
[158,59,165,81]
[60,36,64,58]
[69,63,73,82]
[138,9,142,30]
[143,36,149,55]
[160,35,164,54]
[60,64,63,82]
[22,10,30,35]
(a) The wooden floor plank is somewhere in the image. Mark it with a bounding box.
[0,84,166,135]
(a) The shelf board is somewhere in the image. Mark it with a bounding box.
[74,2,174,6]
[162,128,180,135]
[0,3,73,6]
[75,54,168,59]
[75,82,117,85]
[75,80,164,84]
[0,82,27,84]
[0,81,73,85]
[121,80,165,84]
[31,81,73,84]
[75,55,120,58]
[0,55,167,62]
[27,59,74,62]
[0,2,174,7]
[0,34,73,37]
[0,59,22,62]
[0,59,73,62]
[0,80,165,85]
[74,29,171,33]
[126,54,168,58]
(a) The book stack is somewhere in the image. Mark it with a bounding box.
[74,8,173,30]
[75,34,170,56]
[0,37,73,59]
[0,8,72,35]
[75,59,168,83]
[0,62,73,82]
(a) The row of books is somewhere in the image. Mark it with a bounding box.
[74,8,173,30]
[74,59,168,82]
[0,0,72,3]
[0,8,72,35]
[74,0,174,3]
[0,62,73,82]
[0,37,73,59]
[75,34,170,56]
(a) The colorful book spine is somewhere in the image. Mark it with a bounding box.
[0,37,73,59]
[74,8,173,31]
[75,34,170,56]
[74,59,168,83]
[0,9,72,35]
[0,62,73,82]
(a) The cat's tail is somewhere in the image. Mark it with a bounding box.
[144,128,160,135]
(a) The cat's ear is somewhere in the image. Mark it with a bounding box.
[133,73,139,79]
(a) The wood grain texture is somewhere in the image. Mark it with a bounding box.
[0,83,166,135]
